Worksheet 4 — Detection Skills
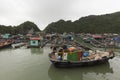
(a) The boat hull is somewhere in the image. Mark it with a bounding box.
[50,56,114,68]
[0,43,12,49]
[12,43,25,48]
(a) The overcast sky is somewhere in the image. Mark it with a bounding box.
[0,0,120,30]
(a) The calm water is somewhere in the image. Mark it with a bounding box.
[0,47,120,80]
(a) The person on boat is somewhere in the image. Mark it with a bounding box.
[52,46,57,52]
[57,50,63,61]
[68,47,76,52]
[62,45,68,50]
[63,51,68,61]
[57,46,63,52]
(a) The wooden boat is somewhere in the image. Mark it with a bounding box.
[11,42,25,48]
[0,40,14,49]
[49,48,115,68]
[49,55,114,68]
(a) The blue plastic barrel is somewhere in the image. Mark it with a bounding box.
[83,52,89,57]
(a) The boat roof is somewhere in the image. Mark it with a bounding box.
[30,37,41,40]
[92,35,103,38]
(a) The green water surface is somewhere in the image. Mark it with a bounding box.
[0,47,119,80]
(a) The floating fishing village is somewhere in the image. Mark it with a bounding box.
[0,32,117,67]
[0,11,120,80]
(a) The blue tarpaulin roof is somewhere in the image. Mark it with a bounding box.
[113,37,120,41]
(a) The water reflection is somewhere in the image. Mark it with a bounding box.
[0,47,12,51]
[48,62,113,80]
[30,48,43,55]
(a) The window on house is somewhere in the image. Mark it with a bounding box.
[32,41,36,44]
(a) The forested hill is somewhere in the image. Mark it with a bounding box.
[44,11,120,33]
[0,21,41,34]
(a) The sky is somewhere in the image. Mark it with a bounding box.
[0,0,120,30]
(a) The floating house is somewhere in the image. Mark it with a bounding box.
[63,33,74,41]
[1,33,11,39]
[92,34,103,40]
[28,37,41,48]
[112,37,120,47]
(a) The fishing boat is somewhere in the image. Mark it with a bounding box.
[0,40,14,49]
[49,40,115,68]
[49,50,114,68]
[11,42,25,48]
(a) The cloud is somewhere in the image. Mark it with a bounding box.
[25,0,75,29]
[0,0,120,30]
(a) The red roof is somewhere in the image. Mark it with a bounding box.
[30,37,41,40]
[92,35,102,38]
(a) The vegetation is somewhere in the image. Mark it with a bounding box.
[0,21,41,34]
[44,11,120,33]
